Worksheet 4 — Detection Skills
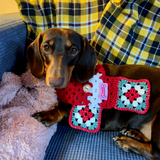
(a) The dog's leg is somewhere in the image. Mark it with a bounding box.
[113,135,154,159]
[113,120,160,160]
[32,102,72,127]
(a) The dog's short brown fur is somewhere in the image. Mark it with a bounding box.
[27,28,160,160]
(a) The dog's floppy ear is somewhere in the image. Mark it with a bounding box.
[26,33,44,78]
[76,37,97,82]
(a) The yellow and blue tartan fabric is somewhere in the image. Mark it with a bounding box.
[15,0,160,66]
[91,0,160,65]
[15,0,108,42]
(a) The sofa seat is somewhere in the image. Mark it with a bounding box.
[44,124,146,160]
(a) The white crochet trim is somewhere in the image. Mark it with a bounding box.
[87,73,103,108]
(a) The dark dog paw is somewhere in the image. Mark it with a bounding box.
[119,128,149,142]
[120,128,138,139]
[113,136,131,152]
[32,110,55,127]
[32,113,39,119]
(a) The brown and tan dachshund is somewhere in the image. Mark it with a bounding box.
[27,28,160,160]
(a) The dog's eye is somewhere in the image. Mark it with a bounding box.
[43,44,50,52]
[70,46,78,55]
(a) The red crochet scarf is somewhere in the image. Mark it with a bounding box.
[56,64,150,133]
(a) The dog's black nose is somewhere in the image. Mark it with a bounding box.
[49,77,64,88]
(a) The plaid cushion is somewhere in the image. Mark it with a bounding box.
[15,0,160,65]
[91,0,160,65]
[15,0,108,44]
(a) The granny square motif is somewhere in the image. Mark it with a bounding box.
[115,78,150,114]
[69,105,101,132]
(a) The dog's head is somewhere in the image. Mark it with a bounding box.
[26,28,97,88]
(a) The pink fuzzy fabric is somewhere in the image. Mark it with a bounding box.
[0,68,58,160]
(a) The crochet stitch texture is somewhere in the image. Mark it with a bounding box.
[56,64,150,133]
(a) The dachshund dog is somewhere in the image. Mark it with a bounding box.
[27,28,160,160]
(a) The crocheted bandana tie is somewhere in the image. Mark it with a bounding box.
[56,64,150,133]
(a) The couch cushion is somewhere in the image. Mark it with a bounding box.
[0,13,27,79]
[91,0,160,65]
[44,124,146,160]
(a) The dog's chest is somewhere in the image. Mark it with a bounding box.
[56,64,150,133]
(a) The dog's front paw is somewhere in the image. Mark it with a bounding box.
[120,128,140,140]
[113,136,131,152]
[32,110,56,127]
[120,128,149,142]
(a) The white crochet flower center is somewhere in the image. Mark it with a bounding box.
[87,73,103,108]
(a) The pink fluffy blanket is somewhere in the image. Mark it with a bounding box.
[0,68,58,159]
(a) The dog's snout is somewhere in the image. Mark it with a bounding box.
[49,77,64,88]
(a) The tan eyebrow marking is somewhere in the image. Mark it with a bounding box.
[66,40,71,47]
[49,41,54,46]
